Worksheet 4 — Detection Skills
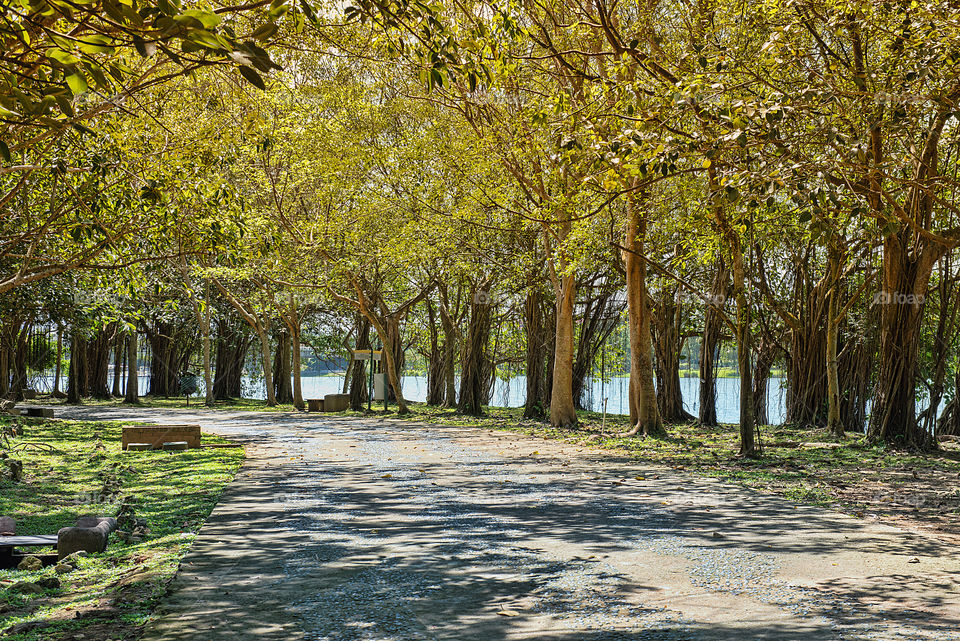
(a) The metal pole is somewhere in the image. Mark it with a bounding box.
[368,348,373,412]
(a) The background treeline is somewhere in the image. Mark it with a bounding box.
[2,0,960,455]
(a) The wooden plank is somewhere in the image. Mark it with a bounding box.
[0,535,58,546]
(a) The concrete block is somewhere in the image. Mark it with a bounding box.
[323,394,350,412]
[122,424,200,449]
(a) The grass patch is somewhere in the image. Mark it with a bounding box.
[0,415,243,640]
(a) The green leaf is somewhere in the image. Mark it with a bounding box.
[251,22,278,41]
[176,9,221,28]
[0,141,10,162]
[66,73,88,95]
[55,94,75,116]
[48,48,81,66]
[76,35,115,54]
[238,65,266,90]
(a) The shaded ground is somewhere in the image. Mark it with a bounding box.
[395,405,960,545]
[53,406,960,641]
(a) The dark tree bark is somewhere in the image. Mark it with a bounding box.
[572,287,621,411]
[111,331,123,397]
[67,330,88,404]
[9,322,29,400]
[349,317,371,411]
[698,262,729,426]
[752,335,777,427]
[523,289,551,419]
[866,232,945,449]
[653,287,695,423]
[86,328,111,400]
[213,318,249,400]
[273,328,294,404]
[425,300,445,406]
[124,328,139,404]
[458,287,492,416]
[144,320,182,397]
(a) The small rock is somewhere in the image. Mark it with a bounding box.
[17,555,42,571]
[55,563,75,574]
[62,551,88,564]
[711,531,724,539]
[908,556,920,563]
[7,581,44,594]
[35,576,60,589]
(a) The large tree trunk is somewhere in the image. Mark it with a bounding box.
[273,328,293,404]
[438,301,459,408]
[698,263,729,426]
[425,300,445,406]
[287,296,304,411]
[144,320,180,397]
[257,326,277,406]
[213,319,250,401]
[549,272,578,428]
[653,286,694,423]
[349,317,371,411]
[621,197,663,437]
[86,328,111,400]
[213,319,248,400]
[458,290,492,416]
[523,289,550,419]
[9,323,28,401]
[67,330,88,404]
[111,331,123,397]
[784,260,829,428]
[866,235,943,449]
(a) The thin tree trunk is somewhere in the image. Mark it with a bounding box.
[825,245,844,438]
[258,326,277,406]
[698,263,728,426]
[52,327,63,396]
[288,294,304,411]
[621,195,663,437]
[201,283,214,406]
[124,328,139,404]
[550,272,578,427]
[111,332,123,397]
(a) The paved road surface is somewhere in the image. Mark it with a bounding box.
[59,407,960,641]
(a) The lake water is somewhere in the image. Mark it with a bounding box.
[290,374,787,425]
[35,373,788,425]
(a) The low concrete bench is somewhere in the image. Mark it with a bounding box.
[323,393,350,412]
[57,516,117,559]
[122,424,201,450]
[162,441,188,451]
[306,398,324,412]
[0,515,117,568]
